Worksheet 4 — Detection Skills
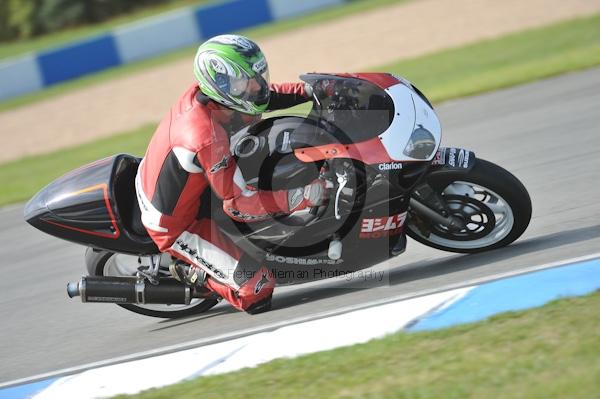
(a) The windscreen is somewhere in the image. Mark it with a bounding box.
[301,74,394,144]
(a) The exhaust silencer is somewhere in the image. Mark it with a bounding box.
[67,276,191,305]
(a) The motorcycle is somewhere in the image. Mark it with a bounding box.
[24,73,532,318]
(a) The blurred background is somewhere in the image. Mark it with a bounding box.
[0,0,189,41]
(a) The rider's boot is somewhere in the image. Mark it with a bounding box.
[169,260,212,297]
[205,266,275,314]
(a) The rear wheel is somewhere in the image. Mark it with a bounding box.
[406,159,531,253]
[85,248,219,318]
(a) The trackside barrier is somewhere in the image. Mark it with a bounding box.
[0,0,345,101]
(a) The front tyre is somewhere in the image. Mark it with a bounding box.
[85,248,218,318]
[406,159,532,253]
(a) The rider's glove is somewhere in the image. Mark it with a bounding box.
[289,179,331,211]
[304,179,329,206]
[305,80,336,100]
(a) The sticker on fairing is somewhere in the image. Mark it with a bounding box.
[359,212,407,239]
[431,147,472,169]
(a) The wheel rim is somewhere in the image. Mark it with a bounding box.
[103,253,206,313]
[409,181,515,250]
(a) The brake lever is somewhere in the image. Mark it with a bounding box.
[334,171,348,220]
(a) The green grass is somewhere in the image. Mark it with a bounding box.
[0,0,213,61]
[2,13,600,207]
[115,291,600,398]
[378,13,600,102]
[1,125,154,206]
[0,0,407,113]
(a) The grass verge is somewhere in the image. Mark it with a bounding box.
[1,125,154,206]
[1,13,600,207]
[115,291,600,398]
[0,0,406,112]
[377,13,600,102]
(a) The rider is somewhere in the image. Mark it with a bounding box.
[135,34,328,314]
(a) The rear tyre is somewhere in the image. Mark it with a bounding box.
[85,248,219,318]
[406,159,532,253]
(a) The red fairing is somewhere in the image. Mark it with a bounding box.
[294,137,396,164]
[330,73,400,89]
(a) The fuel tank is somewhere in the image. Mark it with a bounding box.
[232,116,328,190]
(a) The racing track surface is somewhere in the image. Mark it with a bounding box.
[2,68,600,383]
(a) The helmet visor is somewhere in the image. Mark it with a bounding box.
[216,69,270,106]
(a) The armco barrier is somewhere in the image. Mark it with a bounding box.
[0,0,346,102]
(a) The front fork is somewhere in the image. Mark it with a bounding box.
[408,147,477,235]
[410,183,466,233]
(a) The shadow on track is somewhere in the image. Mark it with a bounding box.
[145,224,600,323]
[150,309,236,332]
[272,224,600,311]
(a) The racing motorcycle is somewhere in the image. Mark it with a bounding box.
[24,73,532,318]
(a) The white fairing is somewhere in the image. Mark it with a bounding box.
[379,83,442,161]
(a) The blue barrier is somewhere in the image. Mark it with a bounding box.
[0,55,43,99]
[37,36,121,86]
[114,8,201,63]
[0,0,349,102]
[196,0,273,38]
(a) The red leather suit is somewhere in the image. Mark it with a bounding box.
[135,82,308,311]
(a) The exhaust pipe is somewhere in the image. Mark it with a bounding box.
[67,276,192,305]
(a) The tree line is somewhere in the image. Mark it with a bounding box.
[0,0,168,42]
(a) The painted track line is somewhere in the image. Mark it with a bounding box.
[2,251,599,389]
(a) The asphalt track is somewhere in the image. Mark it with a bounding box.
[1,68,600,384]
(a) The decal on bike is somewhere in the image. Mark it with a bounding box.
[431,147,471,169]
[209,155,230,174]
[254,272,270,294]
[266,254,344,265]
[359,212,407,239]
[431,147,446,166]
[458,149,469,168]
[378,162,403,171]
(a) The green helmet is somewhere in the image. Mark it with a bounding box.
[194,35,270,115]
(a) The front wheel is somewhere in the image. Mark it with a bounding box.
[406,159,532,253]
[85,248,219,318]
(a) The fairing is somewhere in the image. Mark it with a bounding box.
[24,155,157,254]
[298,73,441,163]
[230,116,326,190]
